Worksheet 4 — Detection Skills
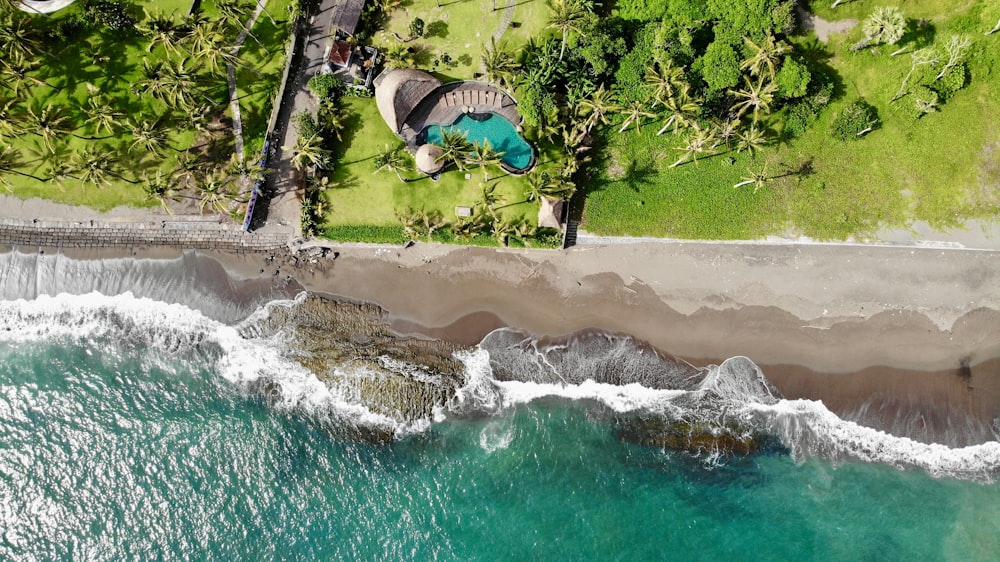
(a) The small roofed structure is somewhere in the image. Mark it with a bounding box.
[415,143,445,175]
[537,197,565,230]
[329,40,352,68]
[331,0,365,36]
[374,69,443,137]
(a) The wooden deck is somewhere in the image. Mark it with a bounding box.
[399,81,522,146]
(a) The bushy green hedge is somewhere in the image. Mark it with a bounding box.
[323,225,408,244]
[830,99,878,141]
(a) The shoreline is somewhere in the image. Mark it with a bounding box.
[3,241,1000,442]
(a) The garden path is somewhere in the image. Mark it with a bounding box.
[797,6,858,43]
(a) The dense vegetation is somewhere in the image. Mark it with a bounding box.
[0,0,294,213]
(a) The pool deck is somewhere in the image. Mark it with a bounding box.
[399,81,522,148]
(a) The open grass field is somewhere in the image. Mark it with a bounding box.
[2,1,292,212]
[583,0,1000,240]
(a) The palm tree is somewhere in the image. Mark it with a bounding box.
[434,128,473,171]
[656,87,701,135]
[0,12,40,59]
[138,10,186,57]
[284,134,332,170]
[373,144,412,182]
[0,97,22,140]
[618,99,655,133]
[466,140,504,181]
[398,207,446,242]
[853,6,906,51]
[645,59,685,106]
[142,170,181,215]
[68,146,124,188]
[729,76,777,122]
[578,84,619,133]
[481,37,520,92]
[227,153,270,184]
[160,58,203,108]
[382,41,415,70]
[669,125,719,168]
[128,118,173,154]
[132,60,173,104]
[733,163,770,193]
[740,35,791,79]
[82,96,126,137]
[735,124,767,157]
[196,170,235,214]
[317,100,346,141]
[21,103,73,152]
[1,52,59,97]
[452,211,490,241]
[547,0,588,61]
[490,217,514,246]
[479,181,505,217]
[714,118,741,150]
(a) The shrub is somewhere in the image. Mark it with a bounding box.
[909,86,939,119]
[775,57,810,100]
[408,17,425,39]
[307,73,342,100]
[783,76,833,138]
[84,0,136,31]
[830,99,878,141]
[931,63,967,99]
[293,112,321,140]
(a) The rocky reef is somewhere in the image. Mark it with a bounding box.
[239,294,468,423]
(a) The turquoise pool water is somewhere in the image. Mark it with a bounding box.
[423,113,534,171]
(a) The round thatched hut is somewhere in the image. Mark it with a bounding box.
[374,69,442,138]
[414,144,445,175]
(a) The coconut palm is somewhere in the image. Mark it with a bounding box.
[579,84,619,133]
[316,100,346,141]
[740,35,791,79]
[466,140,504,181]
[382,41,415,69]
[479,180,505,217]
[284,134,332,170]
[373,144,412,182]
[1,52,59,97]
[452,211,490,241]
[196,170,235,214]
[490,217,514,246]
[173,151,203,186]
[0,12,40,59]
[138,10,186,57]
[142,170,182,214]
[547,0,588,61]
[735,124,768,157]
[729,76,777,122]
[645,59,685,106]
[656,87,701,135]
[481,37,520,91]
[21,103,73,152]
[713,118,741,150]
[733,163,770,193]
[853,6,906,51]
[227,153,270,183]
[434,128,473,171]
[669,125,719,168]
[128,118,173,154]
[82,96,126,137]
[617,99,655,133]
[398,207,446,242]
[67,146,123,188]
[0,97,22,140]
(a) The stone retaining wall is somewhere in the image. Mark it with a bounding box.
[0,219,292,253]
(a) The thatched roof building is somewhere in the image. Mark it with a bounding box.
[415,144,445,174]
[374,69,442,137]
[330,0,365,36]
[537,197,565,230]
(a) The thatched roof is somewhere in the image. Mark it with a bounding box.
[330,0,365,36]
[415,143,444,174]
[538,197,565,230]
[374,69,442,136]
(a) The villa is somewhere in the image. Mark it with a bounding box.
[373,68,536,176]
[322,0,378,90]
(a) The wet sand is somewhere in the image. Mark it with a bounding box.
[3,241,1000,441]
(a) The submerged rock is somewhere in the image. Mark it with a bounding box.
[615,415,762,456]
[239,294,468,426]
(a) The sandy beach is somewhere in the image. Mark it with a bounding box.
[3,239,1000,442]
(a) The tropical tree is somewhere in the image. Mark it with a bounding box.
[578,84,619,133]
[398,207,447,242]
[373,144,412,182]
[284,134,332,170]
[1,52,60,97]
[729,76,777,121]
[892,47,939,101]
[316,100,346,141]
[0,12,40,59]
[547,0,588,61]
[853,7,906,51]
[21,103,73,151]
[656,87,701,135]
[669,125,719,168]
[382,41,416,69]
[0,97,22,140]
[618,98,655,133]
[434,128,473,171]
[452,211,490,241]
[645,59,686,106]
[68,145,124,188]
[141,170,182,214]
[935,35,972,80]
[128,118,173,154]
[481,37,519,91]
[490,217,514,246]
[196,170,236,214]
[138,10,186,57]
[740,35,791,79]
[82,96,126,137]
[735,124,767,157]
[465,140,504,181]
[733,163,770,192]
[479,180,505,217]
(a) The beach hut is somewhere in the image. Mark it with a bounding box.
[415,144,445,175]
[537,197,565,230]
[374,69,442,138]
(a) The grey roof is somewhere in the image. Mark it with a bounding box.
[374,69,443,136]
[330,0,365,35]
[538,197,565,230]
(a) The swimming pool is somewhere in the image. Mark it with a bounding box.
[422,113,534,172]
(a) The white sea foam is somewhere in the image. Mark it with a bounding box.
[495,380,687,412]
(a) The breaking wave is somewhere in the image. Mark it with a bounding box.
[2,294,998,482]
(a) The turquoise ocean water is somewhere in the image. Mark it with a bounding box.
[2,293,999,560]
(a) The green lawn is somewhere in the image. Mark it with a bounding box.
[2,1,292,211]
[583,0,1000,240]
[236,0,294,158]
